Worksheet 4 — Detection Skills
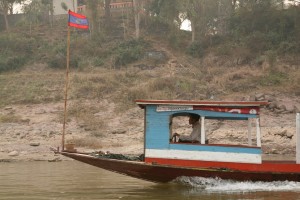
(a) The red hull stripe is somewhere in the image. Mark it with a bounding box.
[145,157,300,173]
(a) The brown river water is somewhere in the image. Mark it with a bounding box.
[1,161,300,200]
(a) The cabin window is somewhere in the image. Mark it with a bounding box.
[169,113,201,144]
[199,118,260,147]
[170,115,191,142]
[169,114,260,147]
[206,119,261,146]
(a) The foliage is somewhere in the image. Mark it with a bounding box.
[114,39,149,67]
[186,41,206,58]
[0,34,35,72]
[22,0,50,25]
[226,1,300,62]
[259,71,288,86]
[0,56,27,72]
[61,2,68,11]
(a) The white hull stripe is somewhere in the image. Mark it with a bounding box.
[145,149,262,164]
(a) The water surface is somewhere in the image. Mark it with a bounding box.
[1,161,300,200]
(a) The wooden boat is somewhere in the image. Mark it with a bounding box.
[60,100,300,183]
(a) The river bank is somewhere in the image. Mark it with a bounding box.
[0,93,299,162]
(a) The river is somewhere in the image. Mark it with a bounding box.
[1,161,300,200]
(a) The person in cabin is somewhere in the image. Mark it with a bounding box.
[173,114,201,143]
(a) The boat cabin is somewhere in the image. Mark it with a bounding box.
[136,100,269,166]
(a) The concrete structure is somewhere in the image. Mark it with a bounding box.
[53,0,78,15]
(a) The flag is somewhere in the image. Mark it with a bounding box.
[68,10,89,29]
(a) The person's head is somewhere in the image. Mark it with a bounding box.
[188,114,200,125]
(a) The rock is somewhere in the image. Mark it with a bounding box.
[275,130,287,137]
[271,149,278,154]
[278,104,287,111]
[48,157,62,162]
[30,142,40,146]
[268,102,277,109]
[286,132,293,139]
[255,93,265,101]
[8,151,19,156]
[47,131,56,137]
[249,95,256,101]
[274,130,293,139]
[0,159,12,162]
[111,129,126,134]
[294,105,300,113]
[286,106,295,113]
[265,95,276,102]
[35,109,46,114]
[274,108,285,114]
[21,119,30,123]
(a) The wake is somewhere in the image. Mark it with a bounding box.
[175,176,300,193]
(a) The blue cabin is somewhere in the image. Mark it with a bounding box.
[136,100,269,166]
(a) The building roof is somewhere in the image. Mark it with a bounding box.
[135,99,269,109]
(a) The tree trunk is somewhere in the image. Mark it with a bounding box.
[133,0,140,39]
[0,1,10,32]
[3,12,9,31]
[50,0,54,27]
[191,19,195,42]
[104,0,111,29]
[88,0,100,37]
[232,0,236,10]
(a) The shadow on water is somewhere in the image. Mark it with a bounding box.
[1,161,300,200]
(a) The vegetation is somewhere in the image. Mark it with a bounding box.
[0,0,299,132]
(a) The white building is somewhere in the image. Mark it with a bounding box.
[53,0,78,15]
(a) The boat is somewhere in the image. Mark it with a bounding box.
[59,100,300,183]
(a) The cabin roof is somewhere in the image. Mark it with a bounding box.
[135,99,269,109]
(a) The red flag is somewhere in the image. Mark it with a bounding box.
[68,10,89,29]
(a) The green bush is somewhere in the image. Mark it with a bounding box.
[244,32,270,53]
[278,41,300,54]
[93,57,104,67]
[0,34,34,72]
[259,71,288,86]
[47,55,79,69]
[186,42,205,58]
[0,56,27,73]
[216,43,232,56]
[47,54,65,69]
[114,39,149,67]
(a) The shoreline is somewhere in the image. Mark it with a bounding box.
[0,94,299,163]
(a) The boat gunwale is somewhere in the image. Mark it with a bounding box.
[169,142,261,149]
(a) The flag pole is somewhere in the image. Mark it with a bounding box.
[62,25,71,151]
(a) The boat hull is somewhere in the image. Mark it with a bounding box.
[61,152,300,183]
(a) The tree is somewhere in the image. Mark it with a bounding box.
[133,0,142,38]
[87,0,102,37]
[182,0,219,42]
[104,0,111,29]
[40,0,54,27]
[146,0,183,39]
[0,0,23,31]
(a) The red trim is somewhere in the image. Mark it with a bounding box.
[69,10,87,19]
[68,22,89,29]
[136,99,269,108]
[193,106,260,114]
[145,157,300,173]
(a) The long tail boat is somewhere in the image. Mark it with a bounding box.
[59,100,300,183]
